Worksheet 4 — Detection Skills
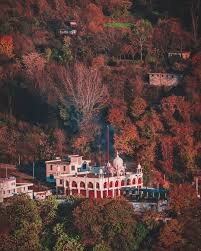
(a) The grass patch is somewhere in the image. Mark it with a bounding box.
[104,22,134,29]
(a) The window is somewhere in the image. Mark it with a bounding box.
[72,181,77,187]
[88,182,93,188]
[63,166,66,171]
[71,165,75,171]
[60,179,63,185]
[82,162,87,169]
[80,182,85,188]
[50,174,54,179]
[50,165,53,170]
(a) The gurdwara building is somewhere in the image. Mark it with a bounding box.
[46,153,143,199]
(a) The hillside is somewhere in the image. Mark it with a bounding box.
[0,0,200,187]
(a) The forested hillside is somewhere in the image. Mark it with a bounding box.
[0,0,200,186]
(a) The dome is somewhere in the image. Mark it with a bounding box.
[99,168,103,175]
[107,161,111,168]
[113,151,123,169]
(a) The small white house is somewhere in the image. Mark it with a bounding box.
[34,190,52,200]
[0,177,33,202]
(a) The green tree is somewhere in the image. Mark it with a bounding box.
[37,196,58,227]
[53,223,84,251]
[0,195,42,251]
[62,36,73,63]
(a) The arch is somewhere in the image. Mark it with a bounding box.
[96,183,100,189]
[104,182,107,188]
[72,181,77,187]
[115,180,118,187]
[66,181,69,187]
[80,181,85,188]
[121,180,125,186]
[132,178,136,185]
[109,181,113,188]
[138,178,142,184]
[88,182,93,189]
[127,179,131,185]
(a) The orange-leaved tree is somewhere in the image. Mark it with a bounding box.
[0,35,13,58]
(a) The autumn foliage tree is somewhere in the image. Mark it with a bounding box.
[131,96,147,117]
[85,4,105,33]
[169,184,198,215]
[22,52,47,89]
[0,35,13,58]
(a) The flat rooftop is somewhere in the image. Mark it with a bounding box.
[0,176,16,182]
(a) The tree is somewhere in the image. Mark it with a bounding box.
[169,184,198,215]
[179,199,201,250]
[0,62,21,117]
[53,129,66,158]
[107,107,127,129]
[189,0,201,41]
[22,52,47,89]
[73,198,137,250]
[160,137,174,173]
[93,241,112,251]
[85,4,105,33]
[0,195,42,251]
[102,199,137,251]
[156,219,184,251]
[37,196,58,227]
[60,64,109,129]
[131,96,147,117]
[0,35,13,58]
[53,224,84,251]
[153,18,192,58]
[131,19,153,61]
[114,122,138,154]
[61,36,73,63]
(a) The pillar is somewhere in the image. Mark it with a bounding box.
[86,188,89,198]
[78,184,80,196]
[112,189,114,198]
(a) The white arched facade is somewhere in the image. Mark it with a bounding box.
[57,171,143,199]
